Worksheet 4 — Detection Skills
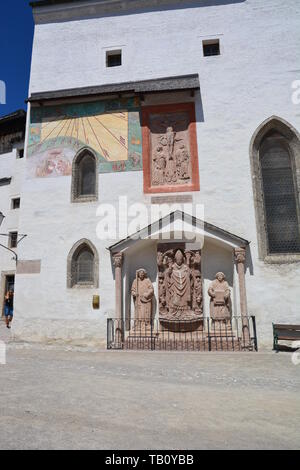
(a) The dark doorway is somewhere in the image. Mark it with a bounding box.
[2,275,15,317]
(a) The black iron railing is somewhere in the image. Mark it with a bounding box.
[107,316,258,352]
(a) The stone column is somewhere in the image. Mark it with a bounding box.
[234,247,251,348]
[113,252,124,344]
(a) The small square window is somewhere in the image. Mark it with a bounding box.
[203,40,220,57]
[17,149,24,159]
[9,232,18,249]
[106,50,122,68]
[12,198,20,210]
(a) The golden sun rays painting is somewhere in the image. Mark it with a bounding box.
[27,97,143,178]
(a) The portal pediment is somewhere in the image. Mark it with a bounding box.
[108,210,249,254]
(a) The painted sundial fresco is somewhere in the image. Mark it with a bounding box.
[27,97,143,178]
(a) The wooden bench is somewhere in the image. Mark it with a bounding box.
[273,324,300,351]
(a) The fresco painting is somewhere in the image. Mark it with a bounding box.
[27,97,143,177]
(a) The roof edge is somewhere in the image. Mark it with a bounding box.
[30,0,79,6]
[107,210,250,253]
[0,109,26,124]
[28,74,200,104]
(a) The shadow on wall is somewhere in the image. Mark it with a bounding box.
[105,0,248,19]
[202,242,234,286]
[147,0,247,12]
[140,88,205,131]
[245,245,254,277]
[36,0,247,24]
[195,91,205,124]
[143,88,204,130]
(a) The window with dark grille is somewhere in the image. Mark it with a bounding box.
[0,132,23,155]
[73,151,97,200]
[260,132,300,254]
[80,154,96,195]
[106,50,122,68]
[9,232,18,249]
[72,246,94,286]
[0,177,11,187]
[203,40,220,57]
[12,198,20,209]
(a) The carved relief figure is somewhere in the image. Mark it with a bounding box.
[166,126,176,158]
[192,250,201,267]
[193,270,203,314]
[165,155,177,183]
[165,128,180,183]
[131,269,154,323]
[168,250,191,315]
[152,146,166,185]
[176,144,190,180]
[157,251,164,270]
[158,272,167,314]
[157,247,203,322]
[208,272,231,322]
[149,114,191,187]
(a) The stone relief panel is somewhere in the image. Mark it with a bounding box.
[157,244,203,323]
[150,113,191,187]
[142,103,200,194]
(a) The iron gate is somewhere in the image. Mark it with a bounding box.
[107,316,258,352]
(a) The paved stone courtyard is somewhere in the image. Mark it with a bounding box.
[0,325,299,450]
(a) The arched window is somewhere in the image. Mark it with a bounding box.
[74,246,94,284]
[72,149,97,202]
[250,117,300,260]
[67,239,99,288]
[260,132,300,254]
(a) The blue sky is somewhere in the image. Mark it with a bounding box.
[0,0,34,117]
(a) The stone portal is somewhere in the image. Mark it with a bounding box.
[110,212,253,351]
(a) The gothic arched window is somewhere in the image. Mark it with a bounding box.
[67,240,99,288]
[260,132,300,254]
[250,117,300,261]
[74,246,94,284]
[72,149,97,202]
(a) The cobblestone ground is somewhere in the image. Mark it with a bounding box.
[0,321,12,344]
[0,324,300,450]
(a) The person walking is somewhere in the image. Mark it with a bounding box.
[4,288,14,329]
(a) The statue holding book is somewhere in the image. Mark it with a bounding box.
[208,272,231,322]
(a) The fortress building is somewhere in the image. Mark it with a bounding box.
[1,0,300,350]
